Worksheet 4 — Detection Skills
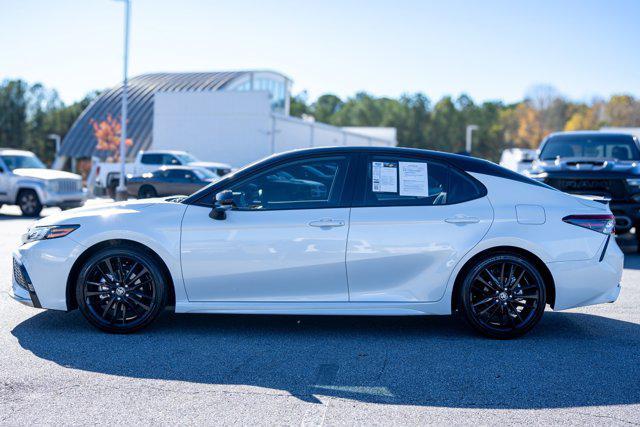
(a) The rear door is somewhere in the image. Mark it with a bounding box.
[346,153,493,302]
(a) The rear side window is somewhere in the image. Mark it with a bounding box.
[362,155,484,206]
[141,153,162,165]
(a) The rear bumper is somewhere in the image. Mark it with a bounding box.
[549,236,623,310]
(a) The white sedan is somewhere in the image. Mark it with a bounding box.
[11,147,623,338]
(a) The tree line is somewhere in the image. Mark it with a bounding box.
[291,85,640,161]
[0,79,97,164]
[2,78,640,165]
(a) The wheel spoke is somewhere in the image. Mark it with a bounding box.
[104,258,116,279]
[127,296,150,311]
[508,270,526,291]
[507,302,524,324]
[85,290,109,297]
[476,275,500,293]
[102,297,116,318]
[515,293,539,300]
[484,269,502,290]
[472,296,495,308]
[124,262,140,284]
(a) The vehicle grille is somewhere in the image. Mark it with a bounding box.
[545,178,628,200]
[54,179,82,193]
[13,258,34,292]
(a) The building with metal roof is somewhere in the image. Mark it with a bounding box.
[59,70,291,161]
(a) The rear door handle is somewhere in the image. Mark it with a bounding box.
[445,215,480,224]
[309,218,345,228]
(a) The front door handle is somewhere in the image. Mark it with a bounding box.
[445,215,480,224]
[309,218,345,228]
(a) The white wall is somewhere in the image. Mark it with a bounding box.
[153,91,397,168]
[154,91,273,168]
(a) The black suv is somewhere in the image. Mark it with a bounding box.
[528,131,640,247]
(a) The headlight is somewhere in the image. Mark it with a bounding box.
[626,178,640,187]
[22,225,79,244]
[46,181,59,192]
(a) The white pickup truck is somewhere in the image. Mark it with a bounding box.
[92,150,232,197]
[0,149,86,216]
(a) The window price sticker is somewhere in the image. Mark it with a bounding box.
[372,161,398,193]
[399,162,429,197]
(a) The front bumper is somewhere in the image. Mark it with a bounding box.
[12,236,85,311]
[41,188,87,208]
[10,257,41,308]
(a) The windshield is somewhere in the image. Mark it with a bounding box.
[175,153,198,164]
[540,135,640,160]
[192,167,217,180]
[1,155,46,171]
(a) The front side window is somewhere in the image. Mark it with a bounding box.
[227,156,349,210]
[162,155,180,165]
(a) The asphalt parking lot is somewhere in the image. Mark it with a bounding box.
[1,205,639,425]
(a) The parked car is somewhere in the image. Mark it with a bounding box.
[0,149,85,217]
[499,148,536,174]
[93,150,231,197]
[527,131,640,247]
[127,166,218,199]
[12,146,622,338]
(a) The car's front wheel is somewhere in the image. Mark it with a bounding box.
[17,189,42,217]
[75,245,167,333]
[459,253,546,339]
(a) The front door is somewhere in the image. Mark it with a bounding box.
[346,154,494,302]
[180,155,353,302]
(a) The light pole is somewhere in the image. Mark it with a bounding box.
[47,133,61,155]
[114,0,130,201]
[466,124,479,154]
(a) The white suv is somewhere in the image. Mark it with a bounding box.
[0,149,86,216]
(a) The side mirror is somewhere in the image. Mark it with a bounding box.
[209,190,234,220]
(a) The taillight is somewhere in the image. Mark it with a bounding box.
[563,214,616,235]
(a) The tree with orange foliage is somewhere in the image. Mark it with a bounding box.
[90,114,132,162]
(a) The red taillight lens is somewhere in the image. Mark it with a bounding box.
[563,214,616,235]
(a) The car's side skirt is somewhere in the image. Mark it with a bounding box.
[174,301,452,316]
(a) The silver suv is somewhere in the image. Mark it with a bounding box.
[0,149,86,216]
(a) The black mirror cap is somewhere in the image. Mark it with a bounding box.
[209,206,227,220]
[215,189,234,206]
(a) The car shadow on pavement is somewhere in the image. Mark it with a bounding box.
[11,309,640,408]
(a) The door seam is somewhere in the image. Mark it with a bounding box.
[344,207,352,302]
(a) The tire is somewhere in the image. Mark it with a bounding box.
[17,189,42,217]
[138,185,157,199]
[75,245,167,333]
[459,253,546,339]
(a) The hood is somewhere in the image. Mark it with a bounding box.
[533,158,640,174]
[189,161,232,169]
[13,168,82,181]
[34,198,166,227]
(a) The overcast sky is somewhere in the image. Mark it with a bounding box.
[2,0,639,105]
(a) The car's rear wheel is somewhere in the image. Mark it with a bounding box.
[75,245,167,333]
[459,254,546,339]
[17,189,42,217]
[138,185,157,199]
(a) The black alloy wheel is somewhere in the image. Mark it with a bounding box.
[18,189,42,217]
[76,246,166,333]
[460,254,546,339]
[138,185,157,199]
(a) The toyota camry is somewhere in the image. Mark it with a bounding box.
[11,147,623,338]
